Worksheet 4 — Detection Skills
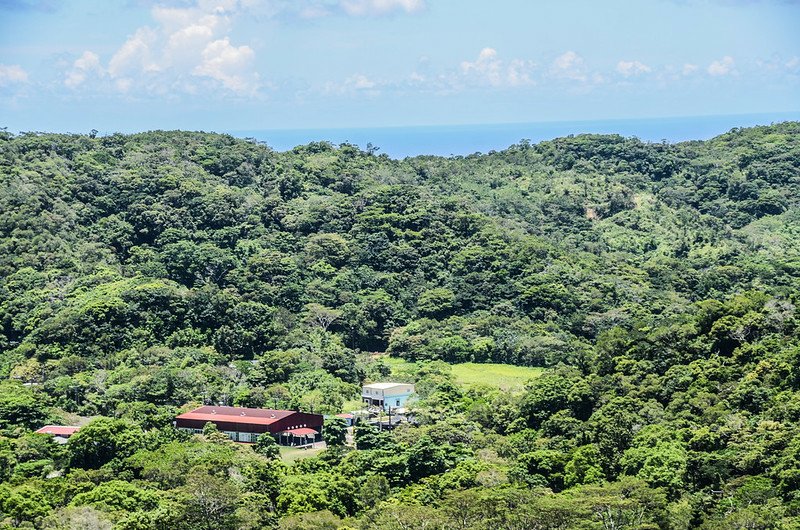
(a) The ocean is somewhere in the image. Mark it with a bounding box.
[229,112,800,159]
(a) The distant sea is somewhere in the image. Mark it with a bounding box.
[229,112,800,159]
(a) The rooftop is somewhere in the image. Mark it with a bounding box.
[363,382,412,390]
[176,406,299,426]
[35,425,80,436]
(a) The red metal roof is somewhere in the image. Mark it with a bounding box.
[281,427,318,436]
[175,406,296,426]
[35,425,80,436]
[336,413,354,418]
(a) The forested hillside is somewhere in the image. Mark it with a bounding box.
[2,123,800,529]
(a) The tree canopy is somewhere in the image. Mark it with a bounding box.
[2,124,800,528]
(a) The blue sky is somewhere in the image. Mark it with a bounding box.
[1,0,798,132]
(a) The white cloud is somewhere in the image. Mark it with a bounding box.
[616,60,651,77]
[549,51,586,81]
[681,63,699,76]
[348,74,376,89]
[339,0,424,16]
[69,1,260,96]
[507,59,535,86]
[64,51,103,88]
[786,57,799,72]
[193,37,258,93]
[0,64,28,86]
[461,48,500,84]
[323,73,381,96]
[108,28,158,79]
[707,56,736,76]
[251,0,426,18]
[460,47,535,87]
[298,5,330,18]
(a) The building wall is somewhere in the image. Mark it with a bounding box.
[362,391,414,411]
[362,384,415,411]
[268,412,323,434]
[384,391,413,410]
[175,411,324,444]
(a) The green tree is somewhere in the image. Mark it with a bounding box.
[67,418,143,469]
[254,434,280,459]
[564,444,605,488]
[323,418,347,447]
[407,436,447,480]
[0,380,50,429]
[182,471,241,530]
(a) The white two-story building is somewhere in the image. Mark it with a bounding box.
[362,382,415,412]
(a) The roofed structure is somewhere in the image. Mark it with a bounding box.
[35,425,80,436]
[362,382,415,412]
[34,425,80,443]
[174,405,323,445]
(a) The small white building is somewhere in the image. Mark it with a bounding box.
[362,382,415,412]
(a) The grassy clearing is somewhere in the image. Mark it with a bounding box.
[382,357,543,392]
[341,398,364,414]
[450,362,543,391]
[383,356,416,372]
[280,445,325,463]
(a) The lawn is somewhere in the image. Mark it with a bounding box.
[279,445,325,463]
[450,362,543,391]
[383,357,543,392]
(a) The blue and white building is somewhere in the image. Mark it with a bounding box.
[362,382,415,412]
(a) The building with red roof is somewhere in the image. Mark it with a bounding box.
[34,425,80,443]
[174,406,323,446]
[335,413,355,427]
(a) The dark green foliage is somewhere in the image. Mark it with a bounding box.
[67,418,143,469]
[322,418,347,447]
[2,124,800,527]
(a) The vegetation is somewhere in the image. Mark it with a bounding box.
[1,123,800,528]
[450,362,542,391]
[386,356,544,390]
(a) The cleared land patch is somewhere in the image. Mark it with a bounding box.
[384,357,543,392]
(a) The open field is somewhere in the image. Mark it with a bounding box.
[279,444,326,463]
[383,357,543,392]
[450,362,544,391]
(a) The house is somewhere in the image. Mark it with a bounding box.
[34,425,80,444]
[175,406,323,446]
[335,413,354,427]
[362,382,415,412]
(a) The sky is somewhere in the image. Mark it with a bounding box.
[0,0,799,133]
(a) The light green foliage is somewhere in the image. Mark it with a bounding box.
[254,433,281,459]
[449,362,543,391]
[69,480,160,513]
[564,444,605,488]
[0,380,51,430]
[279,510,344,530]
[41,506,113,530]
[67,418,144,469]
[1,125,800,527]
[620,424,688,496]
